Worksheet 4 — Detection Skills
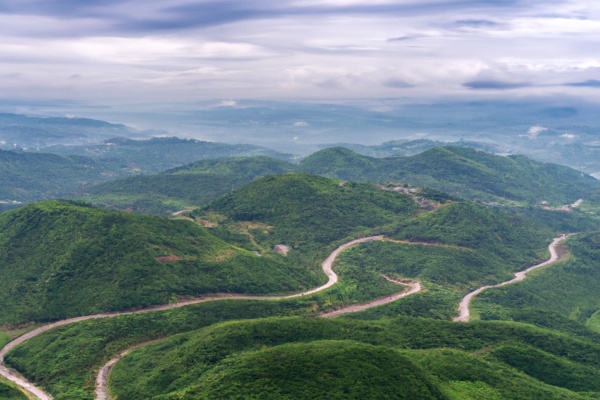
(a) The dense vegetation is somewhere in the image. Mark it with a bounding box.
[0,380,28,400]
[473,231,600,326]
[104,317,600,400]
[2,145,599,399]
[391,201,554,266]
[1,138,290,205]
[299,146,600,205]
[0,149,115,203]
[0,197,569,399]
[80,145,600,218]
[0,200,320,325]
[50,137,290,174]
[197,173,418,250]
[321,202,555,320]
[84,156,294,215]
[126,340,446,400]
[3,301,305,399]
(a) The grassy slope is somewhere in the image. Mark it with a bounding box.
[0,332,9,348]
[197,173,418,251]
[50,137,289,174]
[84,156,295,215]
[299,146,600,205]
[0,380,28,400]
[473,231,600,326]
[0,149,111,202]
[159,340,447,400]
[106,317,600,400]
[391,201,553,266]
[587,310,600,334]
[325,201,554,320]
[0,200,320,325]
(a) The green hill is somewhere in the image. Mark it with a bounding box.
[114,340,446,400]
[299,146,600,205]
[0,138,292,207]
[0,380,28,400]
[0,149,115,204]
[49,137,291,174]
[81,146,600,217]
[0,200,320,325]
[197,173,418,250]
[473,231,600,327]
[84,156,295,215]
[104,317,600,400]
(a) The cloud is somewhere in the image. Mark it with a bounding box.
[0,0,600,110]
[463,80,531,90]
[386,35,423,42]
[382,79,413,88]
[453,19,502,28]
[520,126,548,138]
[564,79,600,88]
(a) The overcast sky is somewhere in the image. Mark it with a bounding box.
[1,0,599,110]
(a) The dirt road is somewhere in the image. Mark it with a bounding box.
[453,235,569,322]
[1,236,389,400]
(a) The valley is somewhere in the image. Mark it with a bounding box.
[0,131,599,399]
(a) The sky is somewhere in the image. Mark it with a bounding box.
[1,0,600,113]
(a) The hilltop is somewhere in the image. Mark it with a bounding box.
[0,200,320,325]
[299,146,600,205]
[0,149,113,206]
[85,156,294,215]
[104,316,600,400]
[80,146,600,216]
[196,173,419,250]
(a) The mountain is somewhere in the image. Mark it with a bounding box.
[3,144,600,399]
[80,146,600,218]
[84,156,295,215]
[48,136,292,174]
[299,146,600,205]
[0,113,139,149]
[0,138,293,207]
[0,200,320,325]
[317,139,504,158]
[197,173,419,250]
[0,149,113,206]
[102,316,600,400]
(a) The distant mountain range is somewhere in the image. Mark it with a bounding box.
[83,146,600,216]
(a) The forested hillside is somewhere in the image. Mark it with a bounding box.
[299,146,600,204]
[0,150,112,204]
[0,200,320,325]
[197,173,418,250]
[102,317,600,400]
[84,156,295,215]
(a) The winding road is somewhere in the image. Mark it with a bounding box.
[1,235,413,400]
[0,234,570,399]
[453,234,569,322]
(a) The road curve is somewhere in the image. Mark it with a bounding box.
[453,234,569,322]
[1,236,386,400]
[320,276,422,318]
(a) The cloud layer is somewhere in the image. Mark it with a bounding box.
[1,0,599,108]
